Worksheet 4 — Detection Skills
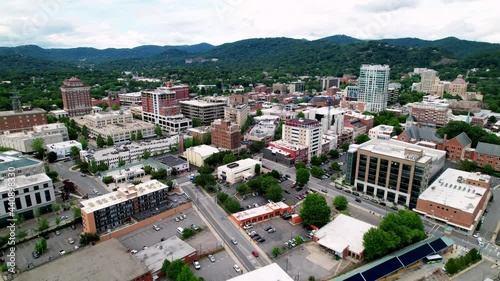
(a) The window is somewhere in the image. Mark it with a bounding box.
[35,193,42,204]
[34,186,39,190]
[25,195,32,207]
[44,190,51,202]
[23,188,29,193]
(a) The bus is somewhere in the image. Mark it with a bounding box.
[423,254,443,264]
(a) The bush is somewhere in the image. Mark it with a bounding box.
[181,228,195,239]
[445,248,482,275]
[272,247,281,257]
[80,232,100,246]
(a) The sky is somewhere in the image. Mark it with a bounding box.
[0,0,498,49]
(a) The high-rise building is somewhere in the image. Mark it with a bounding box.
[211,119,241,150]
[448,75,468,99]
[320,77,340,90]
[346,139,446,208]
[358,65,390,113]
[224,104,249,126]
[419,69,438,93]
[282,118,322,161]
[180,100,226,124]
[409,95,450,127]
[60,77,92,117]
[288,81,305,93]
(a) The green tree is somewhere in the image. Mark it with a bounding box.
[299,193,331,227]
[51,203,61,212]
[55,217,61,225]
[143,149,151,159]
[272,247,281,257]
[445,258,460,275]
[320,154,328,163]
[14,213,25,226]
[223,197,241,213]
[249,141,265,153]
[166,259,185,281]
[70,146,81,158]
[236,184,249,195]
[89,159,98,174]
[130,132,136,141]
[166,179,174,191]
[355,134,371,144]
[265,184,282,202]
[330,162,341,171]
[223,153,237,164]
[112,104,120,111]
[310,155,322,166]
[161,259,171,276]
[308,277,316,281]
[151,168,168,180]
[106,136,114,146]
[181,228,195,239]
[72,207,81,218]
[295,162,306,170]
[37,218,49,232]
[155,125,163,136]
[193,174,216,189]
[310,166,324,178]
[81,125,89,138]
[329,149,339,158]
[33,207,41,218]
[136,130,143,140]
[32,138,45,159]
[35,238,47,253]
[177,265,198,281]
[458,160,478,172]
[482,164,495,175]
[297,111,305,118]
[79,232,100,246]
[118,157,126,167]
[17,230,28,239]
[198,165,215,174]
[363,227,395,261]
[67,127,78,140]
[256,108,263,116]
[341,143,350,151]
[97,161,108,171]
[79,137,88,150]
[254,164,261,175]
[192,118,202,127]
[333,195,348,211]
[296,168,310,185]
[47,151,58,163]
[102,176,114,184]
[96,135,105,148]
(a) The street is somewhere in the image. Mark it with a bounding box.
[49,160,109,197]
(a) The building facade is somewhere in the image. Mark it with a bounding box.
[183,145,219,167]
[217,159,262,184]
[357,65,390,113]
[320,77,340,90]
[211,119,241,150]
[443,132,472,162]
[0,108,47,134]
[0,123,68,153]
[60,77,92,117]
[268,140,309,163]
[466,142,500,171]
[180,100,226,125]
[409,97,450,127]
[224,104,249,126]
[46,140,83,159]
[282,118,322,161]
[368,125,394,140]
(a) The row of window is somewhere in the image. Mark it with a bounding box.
[0,190,52,215]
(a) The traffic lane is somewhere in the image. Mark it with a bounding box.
[50,162,109,195]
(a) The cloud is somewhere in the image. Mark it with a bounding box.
[356,0,419,13]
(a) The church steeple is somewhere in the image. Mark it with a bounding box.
[406,111,414,128]
[465,111,471,124]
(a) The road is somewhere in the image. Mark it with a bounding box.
[49,160,109,197]
[178,177,269,273]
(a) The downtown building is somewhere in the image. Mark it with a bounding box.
[0,123,68,153]
[180,100,226,125]
[408,95,451,127]
[357,65,390,113]
[211,119,241,150]
[0,96,47,134]
[345,139,446,209]
[60,77,92,117]
[282,118,322,161]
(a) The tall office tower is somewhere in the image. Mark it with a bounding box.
[358,65,390,113]
[419,69,437,94]
[60,77,92,117]
[282,118,322,161]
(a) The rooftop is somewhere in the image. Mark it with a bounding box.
[85,138,178,160]
[357,139,446,164]
[475,142,500,157]
[227,263,293,281]
[403,126,443,143]
[0,153,41,172]
[417,169,490,214]
[218,159,262,171]
[134,236,197,274]
[157,154,188,167]
[0,108,46,117]
[314,214,375,254]
[46,140,81,149]
[0,173,51,192]
[232,202,289,222]
[185,145,219,158]
[179,100,226,107]
[15,239,150,281]
[269,140,309,151]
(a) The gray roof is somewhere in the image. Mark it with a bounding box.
[405,126,443,143]
[158,154,187,167]
[476,142,500,157]
[0,158,40,172]
[453,132,472,147]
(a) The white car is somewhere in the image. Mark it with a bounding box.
[193,260,201,270]
[153,225,160,231]
[130,249,138,254]
[68,238,74,244]
[231,238,238,245]
[473,232,479,238]
[208,255,215,262]
[233,264,241,273]
[59,250,66,256]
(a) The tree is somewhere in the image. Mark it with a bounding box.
[32,138,45,159]
[249,141,265,153]
[130,132,136,141]
[296,168,310,185]
[155,125,163,136]
[223,197,241,213]
[329,149,339,158]
[193,174,215,189]
[51,203,61,212]
[55,217,61,225]
[143,149,151,159]
[112,104,120,111]
[35,238,47,254]
[47,151,58,163]
[363,228,395,261]
[72,207,81,218]
[67,127,78,140]
[166,259,186,280]
[308,277,316,281]
[192,118,202,128]
[97,161,108,171]
[106,136,114,146]
[222,153,237,164]
[161,259,171,276]
[265,184,282,202]
[198,165,214,174]
[236,184,249,195]
[295,162,306,170]
[297,111,305,118]
[177,265,198,281]
[458,160,478,172]
[254,164,261,175]
[33,207,41,218]
[320,154,328,163]
[333,195,348,211]
[136,130,143,140]
[79,137,88,150]
[355,134,371,144]
[181,228,195,239]
[341,143,350,151]
[70,146,81,158]
[482,164,495,175]
[89,159,98,174]
[81,125,89,138]
[330,162,341,171]
[118,157,126,167]
[37,218,49,232]
[310,155,322,166]
[96,135,105,148]
[310,166,324,178]
[102,176,114,184]
[445,258,460,275]
[300,193,331,227]
[14,213,24,226]
[256,108,263,116]
[151,168,168,180]
[166,179,174,191]
[270,170,281,179]
[272,247,281,257]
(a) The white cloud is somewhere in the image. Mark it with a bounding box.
[0,0,498,48]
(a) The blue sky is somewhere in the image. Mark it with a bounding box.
[0,0,498,49]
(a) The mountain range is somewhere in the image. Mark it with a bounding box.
[0,35,499,64]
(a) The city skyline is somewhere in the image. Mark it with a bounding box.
[0,0,499,49]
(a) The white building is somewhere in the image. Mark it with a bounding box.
[358,64,390,113]
[0,173,55,222]
[183,145,219,167]
[282,118,322,161]
[179,100,226,124]
[48,110,69,119]
[80,137,178,168]
[226,263,293,281]
[0,151,44,176]
[217,159,262,184]
[0,123,69,153]
[118,92,142,105]
[162,115,193,133]
[303,107,346,134]
[46,140,82,159]
[368,125,394,140]
[244,120,276,143]
[224,104,249,126]
[313,214,375,260]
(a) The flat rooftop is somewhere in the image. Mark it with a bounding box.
[0,108,45,117]
[232,202,289,221]
[357,139,446,164]
[0,155,41,172]
[157,154,187,167]
[417,169,489,214]
[314,214,375,254]
[134,236,197,274]
[15,239,150,281]
[227,263,293,281]
[179,100,226,107]
[0,173,51,192]
[218,159,261,171]
[46,140,81,149]
[185,144,219,158]
[86,137,178,160]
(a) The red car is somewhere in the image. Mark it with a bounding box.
[252,251,259,257]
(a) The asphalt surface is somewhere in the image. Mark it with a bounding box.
[49,160,109,197]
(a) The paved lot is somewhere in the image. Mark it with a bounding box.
[190,250,241,281]
[454,259,499,281]
[11,224,83,271]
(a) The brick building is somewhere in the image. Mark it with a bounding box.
[60,76,92,117]
[465,142,500,171]
[91,92,121,107]
[211,119,241,150]
[443,132,472,162]
[0,108,47,134]
[267,140,309,163]
[396,126,444,149]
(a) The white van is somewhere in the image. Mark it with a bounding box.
[177,227,184,235]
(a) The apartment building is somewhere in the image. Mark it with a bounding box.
[180,100,226,124]
[224,104,249,126]
[419,69,438,93]
[0,123,69,153]
[0,173,54,225]
[162,115,193,133]
[268,139,309,163]
[368,125,394,140]
[320,77,340,90]
[288,81,305,93]
[346,139,446,208]
[60,77,92,117]
[303,107,346,135]
[141,87,181,119]
[409,96,450,127]
[80,137,178,168]
[346,86,359,99]
[187,126,211,143]
[358,65,390,113]
[0,107,47,134]
[211,119,241,150]
[118,92,142,105]
[73,111,155,143]
[415,169,490,233]
[282,118,322,161]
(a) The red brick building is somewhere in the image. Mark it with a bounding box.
[211,119,241,150]
[443,132,472,162]
[268,140,309,163]
[396,126,444,149]
[466,142,500,171]
[0,108,47,134]
[60,76,92,117]
[91,92,121,107]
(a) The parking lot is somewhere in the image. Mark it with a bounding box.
[190,250,242,281]
[9,224,83,271]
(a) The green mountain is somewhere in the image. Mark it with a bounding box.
[318,34,363,44]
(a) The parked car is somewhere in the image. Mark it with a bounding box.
[335,185,342,190]
[193,260,201,270]
[243,224,253,230]
[68,238,74,244]
[264,226,272,231]
[208,254,215,262]
[80,174,86,177]
[70,225,76,230]
[32,251,40,259]
[252,251,259,257]
[352,192,360,196]
[28,263,35,269]
[379,202,387,206]
[55,230,61,236]
[130,249,138,254]
[175,217,180,222]
[253,203,259,208]
[284,190,290,194]
[267,228,276,233]
[355,198,362,203]
[473,232,480,238]
[153,225,160,231]
[371,199,379,204]
[191,224,199,231]
[231,238,238,245]
[344,189,352,194]
[59,250,66,256]
[233,264,241,273]
[391,206,399,211]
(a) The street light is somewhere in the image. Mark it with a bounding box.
[285,256,289,272]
